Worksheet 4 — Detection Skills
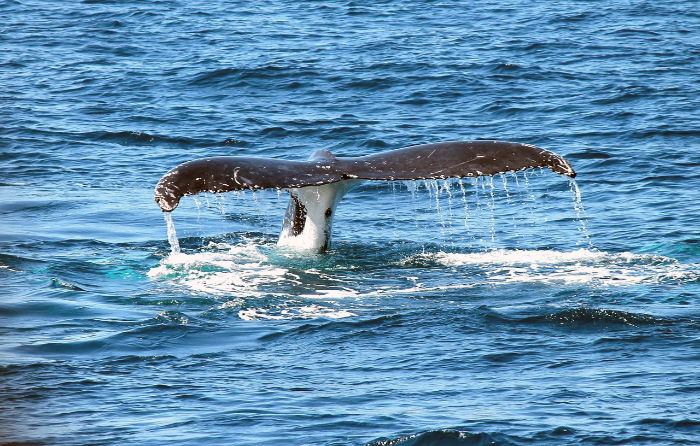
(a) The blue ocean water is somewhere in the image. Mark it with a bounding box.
[1,0,699,445]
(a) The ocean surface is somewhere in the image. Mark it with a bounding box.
[2,1,699,445]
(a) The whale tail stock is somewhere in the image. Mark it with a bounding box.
[154,140,576,252]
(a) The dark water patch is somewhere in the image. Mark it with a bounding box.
[635,418,700,429]
[477,101,527,115]
[481,351,534,364]
[111,45,144,57]
[641,175,689,184]
[606,28,661,37]
[519,308,670,328]
[280,118,335,127]
[344,77,399,90]
[0,149,56,164]
[0,60,28,69]
[592,333,682,346]
[0,253,46,271]
[0,300,96,319]
[78,104,117,115]
[258,314,403,341]
[257,126,322,138]
[88,130,197,146]
[491,63,523,73]
[550,10,602,23]
[15,320,193,357]
[0,441,47,446]
[16,338,108,356]
[466,305,513,325]
[632,129,700,138]
[189,66,322,87]
[0,354,57,380]
[367,429,525,446]
[398,97,431,106]
[591,86,657,105]
[371,424,700,446]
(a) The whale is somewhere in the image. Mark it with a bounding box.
[154,140,576,252]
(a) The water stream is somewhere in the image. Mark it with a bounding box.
[163,212,181,254]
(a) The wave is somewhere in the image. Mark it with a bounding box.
[635,418,700,428]
[518,307,670,328]
[89,130,197,146]
[3,126,250,150]
[258,314,402,341]
[366,428,576,446]
[366,421,700,446]
[13,310,193,357]
[189,65,321,86]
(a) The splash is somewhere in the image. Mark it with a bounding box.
[148,241,287,295]
[405,248,698,287]
[148,241,359,320]
[163,213,181,254]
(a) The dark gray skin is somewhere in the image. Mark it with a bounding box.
[154,140,576,212]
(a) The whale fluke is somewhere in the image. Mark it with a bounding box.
[154,157,344,211]
[154,141,574,211]
[343,140,575,180]
[154,140,576,252]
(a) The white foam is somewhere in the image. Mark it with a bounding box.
[148,241,290,296]
[149,243,698,319]
[404,249,697,286]
[148,242,360,321]
[238,305,357,321]
[432,248,608,265]
[297,288,362,299]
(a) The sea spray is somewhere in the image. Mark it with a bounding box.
[164,212,181,254]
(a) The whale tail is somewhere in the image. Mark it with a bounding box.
[154,140,576,252]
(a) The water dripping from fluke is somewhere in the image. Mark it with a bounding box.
[569,178,593,248]
[164,212,181,254]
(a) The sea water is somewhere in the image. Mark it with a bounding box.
[1,1,699,445]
